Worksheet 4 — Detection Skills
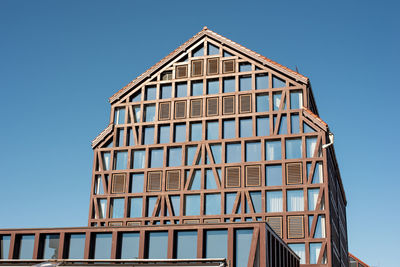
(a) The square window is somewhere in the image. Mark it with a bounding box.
[223,77,235,93]
[175,83,187,98]
[191,81,203,96]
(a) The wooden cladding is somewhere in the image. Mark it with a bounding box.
[166,170,180,191]
[111,173,126,194]
[267,217,283,238]
[191,60,203,77]
[207,58,219,75]
[158,102,170,121]
[175,101,186,119]
[175,65,188,79]
[206,97,218,116]
[239,94,251,113]
[190,99,202,118]
[223,96,235,115]
[287,215,304,239]
[147,171,162,192]
[222,59,235,73]
[286,162,303,185]
[245,165,261,187]
[225,166,240,188]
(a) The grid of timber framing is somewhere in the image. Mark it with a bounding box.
[87,29,349,267]
[0,222,300,267]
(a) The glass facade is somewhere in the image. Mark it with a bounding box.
[204,230,227,259]
[146,232,168,259]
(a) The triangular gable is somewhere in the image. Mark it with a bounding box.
[109,27,309,104]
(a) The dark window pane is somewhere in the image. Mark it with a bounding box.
[205,230,227,258]
[207,79,219,94]
[0,235,11,259]
[66,234,85,259]
[226,143,241,163]
[207,43,219,55]
[40,234,59,259]
[266,165,282,186]
[192,45,204,57]
[120,233,139,259]
[93,233,112,259]
[147,232,168,259]
[130,91,141,103]
[176,231,197,259]
[235,229,253,267]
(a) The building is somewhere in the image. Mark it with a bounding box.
[0,27,348,266]
[349,253,369,267]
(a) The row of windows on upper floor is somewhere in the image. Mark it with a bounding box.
[124,74,289,105]
[108,114,315,149]
[94,162,323,196]
[95,188,325,221]
[114,90,303,125]
[99,136,321,171]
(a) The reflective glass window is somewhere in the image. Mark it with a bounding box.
[273,92,282,110]
[147,196,157,216]
[130,173,144,193]
[114,151,128,170]
[143,126,154,145]
[290,91,302,109]
[133,150,145,169]
[189,170,201,190]
[240,118,252,137]
[210,144,221,164]
[120,233,139,259]
[98,199,107,219]
[191,81,203,96]
[286,138,302,159]
[205,230,227,259]
[266,191,283,212]
[207,79,219,94]
[0,235,11,259]
[185,195,200,216]
[192,45,204,57]
[174,124,186,142]
[245,142,261,162]
[129,197,142,218]
[170,195,180,216]
[207,43,219,55]
[249,191,262,213]
[256,74,268,89]
[111,198,124,218]
[309,243,322,264]
[256,117,269,136]
[205,169,217,189]
[175,231,197,259]
[288,243,305,264]
[223,119,235,139]
[66,234,85,259]
[287,190,304,211]
[160,84,171,99]
[225,192,236,214]
[40,234,59,259]
[150,148,163,168]
[175,83,187,98]
[266,165,282,186]
[16,235,35,259]
[168,147,182,167]
[239,76,252,91]
[291,114,300,134]
[190,122,202,141]
[205,194,221,215]
[239,62,251,72]
[206,121,219,140]
[308,188,320,211]
[114,107,126,125]
[186,146,197,165]
[223,77,235,93]
[146,232,168,259]
[226,143,241,163]
[145,86,156,100]
[303,122,315,133]
[265,140,281,160]
[256,94,269,112]
[93,233,112,259]
[272,76,286,88]
[158,125,170,144]
[235,229,253,267]
[101,152,111,170]
[306,137,318,158]
[278,115,287,135]
[130,92,141,103]
[144,105,156,122]
[133,106,141,122]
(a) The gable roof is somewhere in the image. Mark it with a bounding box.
[109,27,309,104]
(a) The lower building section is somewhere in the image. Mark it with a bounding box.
[0,222,299,267]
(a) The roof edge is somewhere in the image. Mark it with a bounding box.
[91,123,114,149]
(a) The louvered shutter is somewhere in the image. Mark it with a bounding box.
[175,65,188,79]
[288,216,304,239]
[126,221,141,226]
[246,165,261,187]
[159,102,170,121]
[175,101,186,119]
[190,99,202,118]
[286,162,303,185]
[111,173,126,193]
[266,217,283,238]
[207,58,219,75]
[166,170,180,191]
[109,222,122,227]
[207,97,218,116]
[204,218,220,223]
[240,94,251,113]
[147,171,162,192]
[223,96,235,115]
[225,166,240,188]
[183,219,200,224]
[222,59,235,73]
[191,60,203,77]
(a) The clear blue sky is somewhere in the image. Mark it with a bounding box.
[0,0,398,266]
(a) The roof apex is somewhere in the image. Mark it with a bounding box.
[108,28,309,104]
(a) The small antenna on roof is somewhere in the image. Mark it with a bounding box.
[295,65,299,73]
